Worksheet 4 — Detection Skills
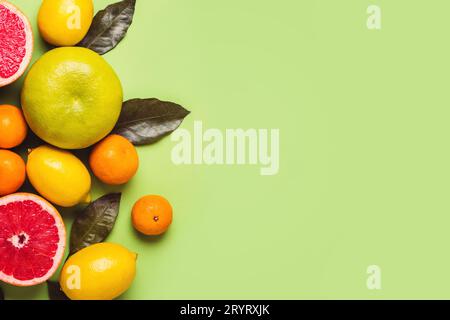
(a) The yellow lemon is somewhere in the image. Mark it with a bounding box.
[26,145,91,207]
[38,0,94,46]
[60,243,137,300]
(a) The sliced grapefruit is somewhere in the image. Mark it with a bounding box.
[0,193,66,287]
[0,1,33,88]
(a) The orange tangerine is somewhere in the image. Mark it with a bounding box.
[0,105,27,149]
[132,195,173,236]
[89,134,139,185]
[0,150,26,196]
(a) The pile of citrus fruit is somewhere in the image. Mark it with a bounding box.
[0,0,181,300]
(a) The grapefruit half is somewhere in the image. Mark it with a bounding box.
[0,193,66,287]
[0,1,33,88]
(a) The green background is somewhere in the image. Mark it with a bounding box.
[2,0,450,299]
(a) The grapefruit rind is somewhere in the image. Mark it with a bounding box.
[0,1,33,88]
[0,193,66,287]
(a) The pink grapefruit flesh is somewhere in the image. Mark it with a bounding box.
[0,193,66,287]
[0,1,33,88]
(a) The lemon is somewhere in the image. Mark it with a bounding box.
[27,145,91,207]
[60,243,137,300]
[38,0,94,46]
[21,47,123,150]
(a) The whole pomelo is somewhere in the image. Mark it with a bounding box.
[21,47,123,149]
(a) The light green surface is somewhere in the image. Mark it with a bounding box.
[2,0,450,299]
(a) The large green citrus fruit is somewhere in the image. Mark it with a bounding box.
[21,47,123,149]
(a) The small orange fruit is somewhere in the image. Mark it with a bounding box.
[0,150,26,196]
[89,134,139,185]
[0,105,28,149]
[132,195,173,236]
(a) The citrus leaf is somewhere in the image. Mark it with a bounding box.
[113,98,190,145]
[78,0,136,55]
[0,286,4,300]
[70,193,121,255]
[47,281,69,300]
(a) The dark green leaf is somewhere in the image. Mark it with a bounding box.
[70,193,121,255]
[0,286,4,300]
[78,0,136,55]
[47,281,69,300]
[114,98,190,145]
